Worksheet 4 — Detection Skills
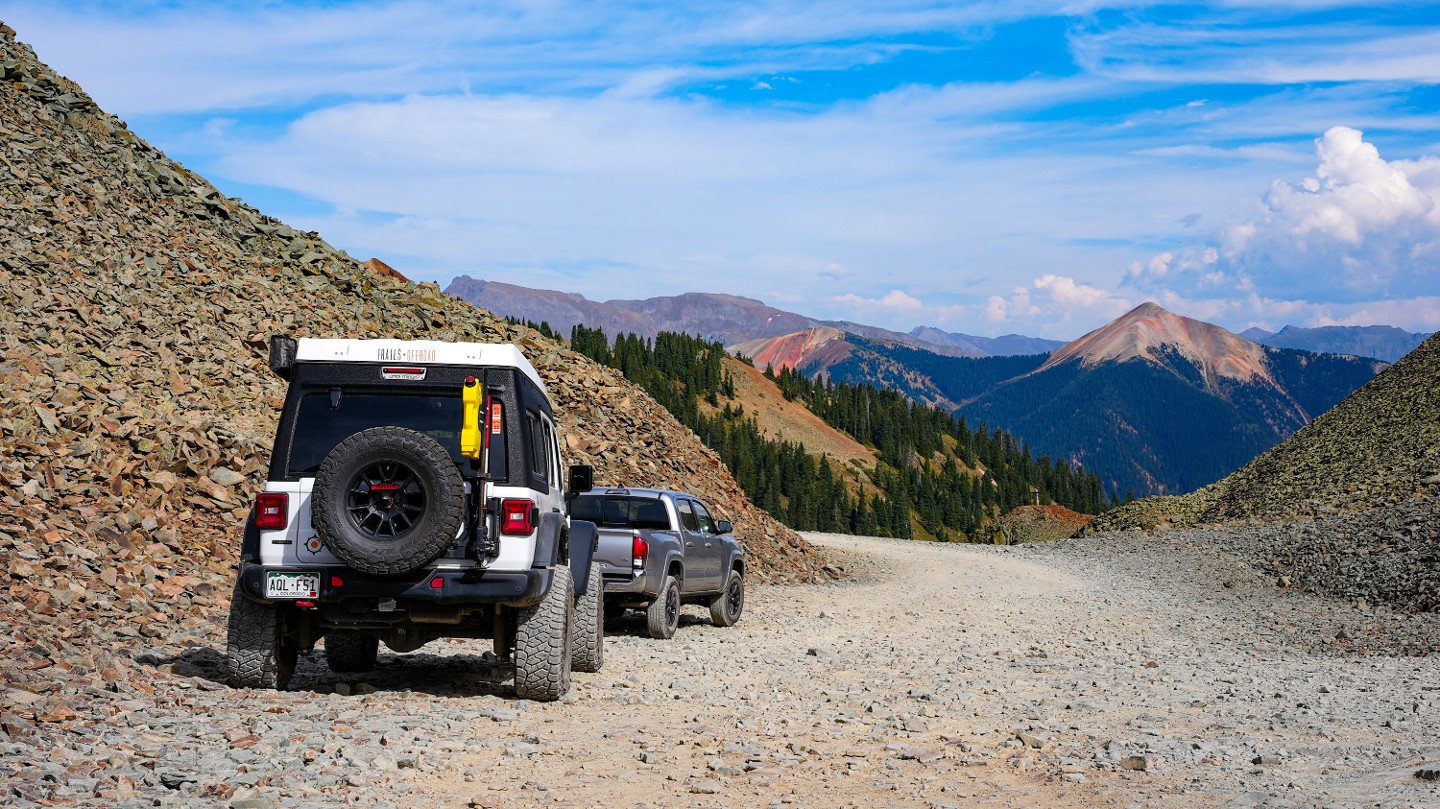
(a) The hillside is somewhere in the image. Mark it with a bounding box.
[962,303,1380,497]
[1205,329,1440,520]
[1086,331,1440,614]
[709,357,878,470]
[0,25,827,696]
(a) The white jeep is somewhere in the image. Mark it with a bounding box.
[225,336,602,700]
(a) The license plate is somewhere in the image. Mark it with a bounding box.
[265,572,320,599]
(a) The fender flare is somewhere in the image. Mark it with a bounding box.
[531,512,566,569]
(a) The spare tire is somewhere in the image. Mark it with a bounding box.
[311,426,465,576]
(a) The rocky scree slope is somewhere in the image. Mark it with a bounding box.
[0,24,825,702]
[1088,330,1440,613]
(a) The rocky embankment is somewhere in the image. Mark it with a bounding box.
[5,529,1440,808]
[0,20,827,707]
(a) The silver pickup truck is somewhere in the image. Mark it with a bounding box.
[568,487,745,639]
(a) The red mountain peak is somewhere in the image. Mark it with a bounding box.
[1041,302,1276,390]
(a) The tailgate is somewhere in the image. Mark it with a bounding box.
[594,526,640,577]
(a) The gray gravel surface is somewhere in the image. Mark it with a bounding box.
[4,529,1439,808]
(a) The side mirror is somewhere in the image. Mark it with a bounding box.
[566,464,593,496]
[269,335,297,380]
[715,519,733,535]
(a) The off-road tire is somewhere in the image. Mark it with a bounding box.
[571,563,604,673]
[514,565,573,701]
[646,575,680,640]
[226,582,298,690]
[311,426,465,576]
[709,569,745,627]
[325,631,379,673]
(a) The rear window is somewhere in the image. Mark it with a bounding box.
[570,496,671,529]
[288,392,477,477]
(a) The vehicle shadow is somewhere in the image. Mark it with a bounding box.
[603,609,711,638]
[136,644,521,700]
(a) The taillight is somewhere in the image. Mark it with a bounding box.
[632,533,647,570]
[500,498,535,535]
[255,492,288,529]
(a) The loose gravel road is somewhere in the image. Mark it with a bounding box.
[7,530,1440,808]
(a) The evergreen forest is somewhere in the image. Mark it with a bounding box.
[547,321,1109,541]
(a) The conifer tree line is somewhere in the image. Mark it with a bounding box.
[543,319,1108,540]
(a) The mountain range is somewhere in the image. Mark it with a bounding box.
[446,278,1398,498]
[445,275,1052,358]
[1241,324,1434,363]
[733,303,1383,498]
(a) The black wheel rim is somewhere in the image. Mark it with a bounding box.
[727,577,743,618]
[666,587,679,629]
[345,461,426,538]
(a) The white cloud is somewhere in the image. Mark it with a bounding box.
[983,275,1134,338]
[1133,127,1440,306]
[834,289,925,311]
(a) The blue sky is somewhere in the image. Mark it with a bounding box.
[7,1,1440,338]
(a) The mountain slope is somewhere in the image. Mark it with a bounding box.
[1256,324,1434,363]
[959,304,1379,497]
[1201,329,1440,520]
[0,25,826,697]
[910,325,1065,357]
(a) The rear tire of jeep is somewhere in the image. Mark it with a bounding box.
[646,575,680,640]
[571,564,604,673]
[226,582,298,690]
[514,566,573,701]
[325,631,379,673]
[709,569,744,627]
[311,426,465,577]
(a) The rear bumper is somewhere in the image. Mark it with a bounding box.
[601,568,655,597]
[236,562,551,609]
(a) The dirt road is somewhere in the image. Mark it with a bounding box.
[7,530,1440,808]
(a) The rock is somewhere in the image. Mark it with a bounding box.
[209,468,244,486]
[1120,755,1149,771]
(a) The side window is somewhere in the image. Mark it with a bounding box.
[676,499,699,532]
[527,411,550,484]
[692,500,717,534]
[544,418,561,489]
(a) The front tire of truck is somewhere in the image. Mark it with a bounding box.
[709,569,745,627]
[571,563,604,673]
[225,583,298,690]
[514,566,574,701]
[646,575,681,640]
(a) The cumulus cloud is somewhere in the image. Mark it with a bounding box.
[834,289,925,311]
[985,275,1133,338]
[1131,127,1440,305]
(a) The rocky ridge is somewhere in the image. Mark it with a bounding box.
[0,23,825,705]
[1086,330,1440,613]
